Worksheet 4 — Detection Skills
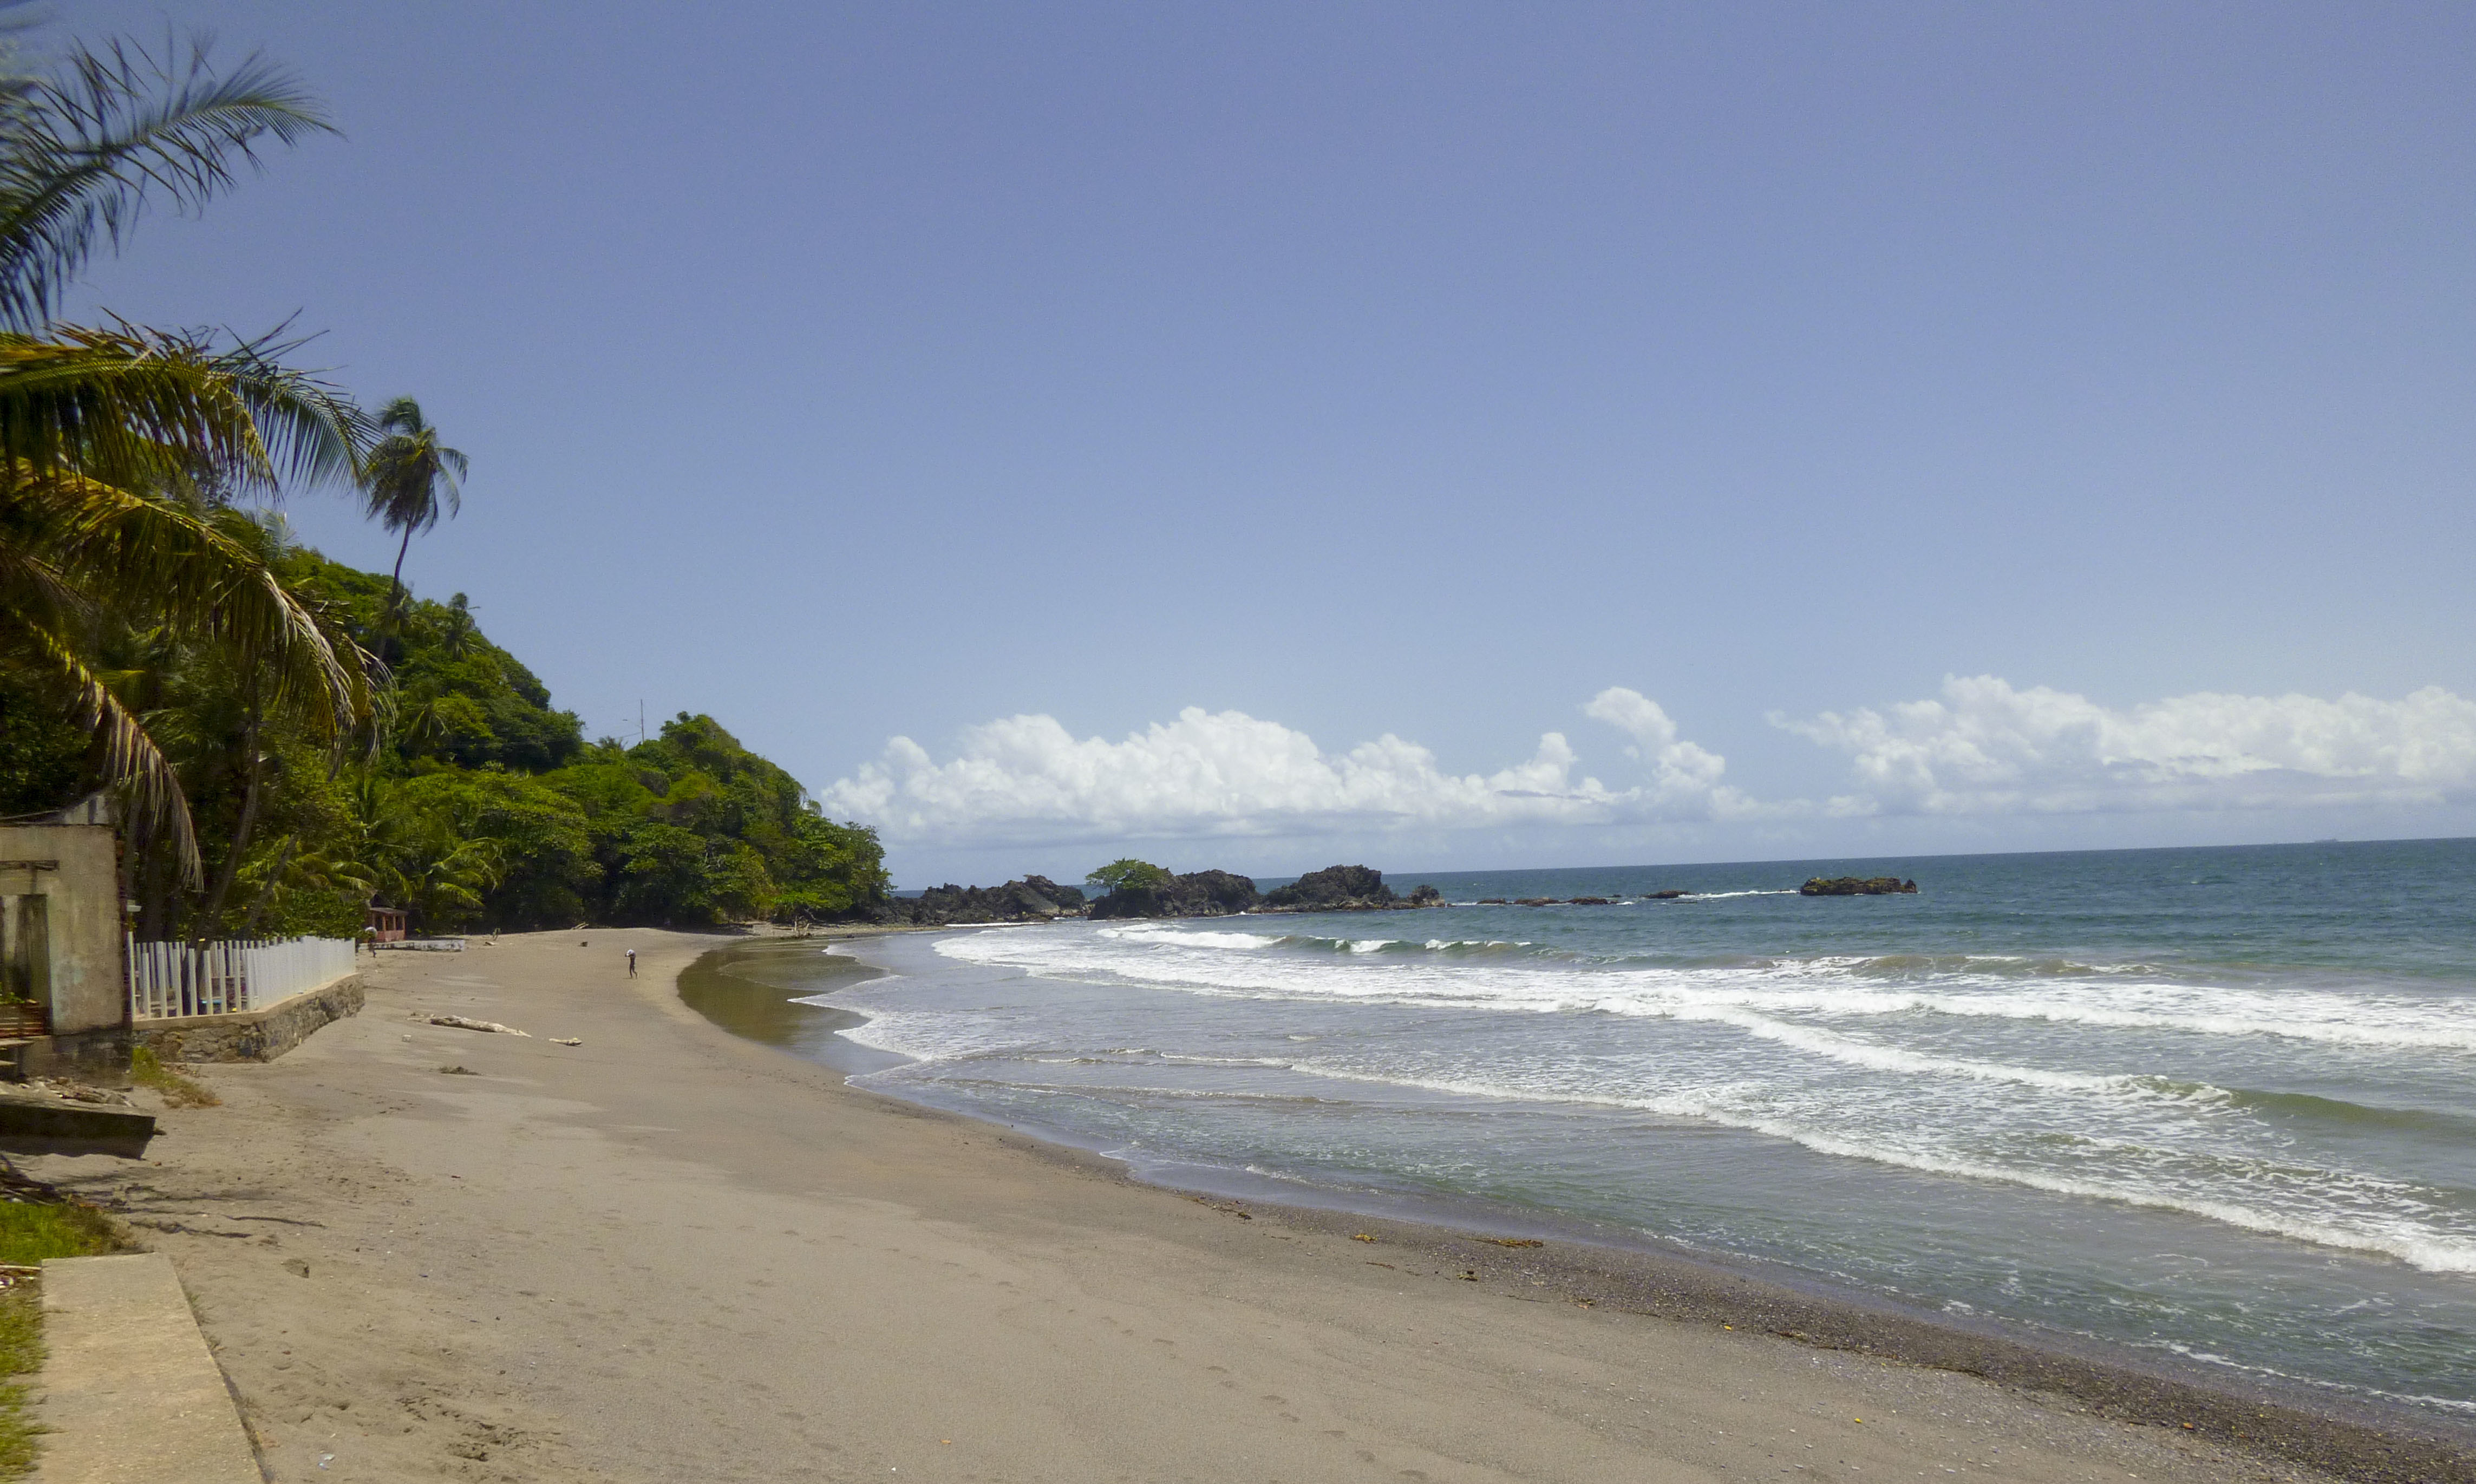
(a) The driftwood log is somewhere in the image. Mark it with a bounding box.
[429,1015,530,1037]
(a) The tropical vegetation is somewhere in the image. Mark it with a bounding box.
[0,27,887,937]
[1084,858,1171,894]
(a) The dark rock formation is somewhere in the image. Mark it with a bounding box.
[1646,890,1688,899]
[864,875,1088,925]
[1259,865,1396,912]
[1089,870,1261,920]
[1476,898,1508,905]
[1799,877,1918,897]
[1405,884,1445,907]
[1514,898,1557,907]
[1567,897,1613,906]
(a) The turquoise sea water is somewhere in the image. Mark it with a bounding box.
[779,840,2476,1417]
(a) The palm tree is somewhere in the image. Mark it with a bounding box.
[0,37,363,884]
[0,325,368,885]
[361,396,466,623]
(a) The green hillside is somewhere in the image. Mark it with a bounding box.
[1,540,889,937]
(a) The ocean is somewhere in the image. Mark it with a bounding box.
[703,840,2476,1419]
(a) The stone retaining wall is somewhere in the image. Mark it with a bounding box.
[134,975,364,1063]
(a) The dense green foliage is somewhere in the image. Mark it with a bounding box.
[1085,858,1171,894]
[2,540,889,934]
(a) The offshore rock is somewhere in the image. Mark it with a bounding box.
[1405,884,1445,907]
[1260,865,1396,912]
[1646,890,1688,899]
[866,875,1089,925]
[1089,870,1262,920]
[1799,876,1918,897]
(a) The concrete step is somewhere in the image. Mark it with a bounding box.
[0,1095,153,1158]
[35,1254,260,1483]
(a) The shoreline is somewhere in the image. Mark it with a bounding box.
[30,925,2466,1483]
[721,926,2476,1483]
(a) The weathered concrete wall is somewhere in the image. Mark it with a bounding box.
[133,975,363,1063]
[0,820,121,1036]
[6,1027,133,1086]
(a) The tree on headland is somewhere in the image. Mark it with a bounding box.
[1086,859,1172,895]
[359,395,466,626]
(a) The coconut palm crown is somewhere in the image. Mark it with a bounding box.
[360,396,466,619]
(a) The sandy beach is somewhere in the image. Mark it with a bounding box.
[24,929,2467,1483]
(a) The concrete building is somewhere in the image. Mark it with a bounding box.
[0,795,128,1073]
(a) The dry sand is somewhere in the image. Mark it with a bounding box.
[20,929,2452,1483]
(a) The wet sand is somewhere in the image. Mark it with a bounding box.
[28,927,2469,1483]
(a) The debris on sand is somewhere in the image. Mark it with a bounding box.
[430,1015,530,1036]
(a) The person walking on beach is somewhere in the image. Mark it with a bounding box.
[626,948,637,977]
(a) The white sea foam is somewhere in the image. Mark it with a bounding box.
[911,919,2476,1277]
[936,929,2476,1054]
[1095,925,1285,950]
[1661,1004,2140,1094]
[830,1008,1008,1064]
[1266,1058,2476,1274]
[1676,889,1803,899]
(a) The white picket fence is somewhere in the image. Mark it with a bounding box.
[127,936,358,1021]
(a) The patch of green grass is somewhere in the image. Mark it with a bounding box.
[128,1047,218,1108]
[0,1285,38,1477]
[0,1202,121,1268]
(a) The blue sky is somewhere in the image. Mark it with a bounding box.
[57,1,2476,884]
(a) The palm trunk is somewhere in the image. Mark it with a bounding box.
[240,835,297,939]
[386,525,413,620]
[193,694,266,944]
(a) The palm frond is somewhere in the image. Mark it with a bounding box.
[7,463,366,737]
[0,34,334,331]
[0,323,358,495]
[1,605,200,884]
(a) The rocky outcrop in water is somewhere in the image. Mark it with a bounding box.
[1259,865,1396,912]
[1405,884,1445,907]
[864,876,1088,924]
[1799,877,1918,897]
[1088,870,1261,920]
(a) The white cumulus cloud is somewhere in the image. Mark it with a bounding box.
[1583,687,1730,803]
[1777,676,2476,816]
[820,690,1747,845]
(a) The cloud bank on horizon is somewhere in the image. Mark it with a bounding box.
[819,679,2476,848]
[1785,678,2476,818]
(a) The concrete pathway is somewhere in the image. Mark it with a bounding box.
[35,1253,259,1483]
